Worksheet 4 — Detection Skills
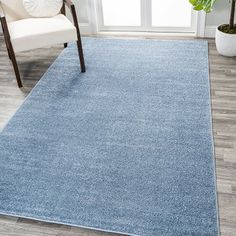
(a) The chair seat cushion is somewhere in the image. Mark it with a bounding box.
[8,14,77,53]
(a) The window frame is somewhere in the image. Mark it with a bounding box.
[93,0,205,36]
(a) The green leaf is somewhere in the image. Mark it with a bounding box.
[189,0,217,13]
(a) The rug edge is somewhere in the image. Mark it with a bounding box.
[205,43,221,236]
[0,212,137,236]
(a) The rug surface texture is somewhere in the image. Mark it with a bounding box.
[0,38,218,236]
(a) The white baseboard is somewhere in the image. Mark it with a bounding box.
[80,23,94,34]
[204,26,217,38]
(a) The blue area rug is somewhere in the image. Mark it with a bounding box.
[0,38,218,236]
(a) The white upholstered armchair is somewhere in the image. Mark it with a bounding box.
[0,0,85,88]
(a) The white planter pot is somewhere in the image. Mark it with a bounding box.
[215,26,236,57]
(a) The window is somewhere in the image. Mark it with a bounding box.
[97,0,198,34]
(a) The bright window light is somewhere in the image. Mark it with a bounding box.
[152,0,192,27]
[102,0,141,26]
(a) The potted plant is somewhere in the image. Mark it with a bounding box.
[190,0,236,57]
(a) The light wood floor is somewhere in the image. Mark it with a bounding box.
[0,35,236,236]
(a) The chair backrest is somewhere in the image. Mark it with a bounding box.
[0,0,31,22]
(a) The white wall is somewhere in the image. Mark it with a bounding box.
[206,1,230,26]
[68,0,97,34]
[65,0,91,34]
[205,1,231,37]
[74,0,89,24]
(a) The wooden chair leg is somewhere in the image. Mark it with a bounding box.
[8,46,23,88]
[77,39,86,73]
[70,4,86,73]
[1,27,11,60]
[6,46,11,60]
[61,4,68,49]
[1,16,23,87]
